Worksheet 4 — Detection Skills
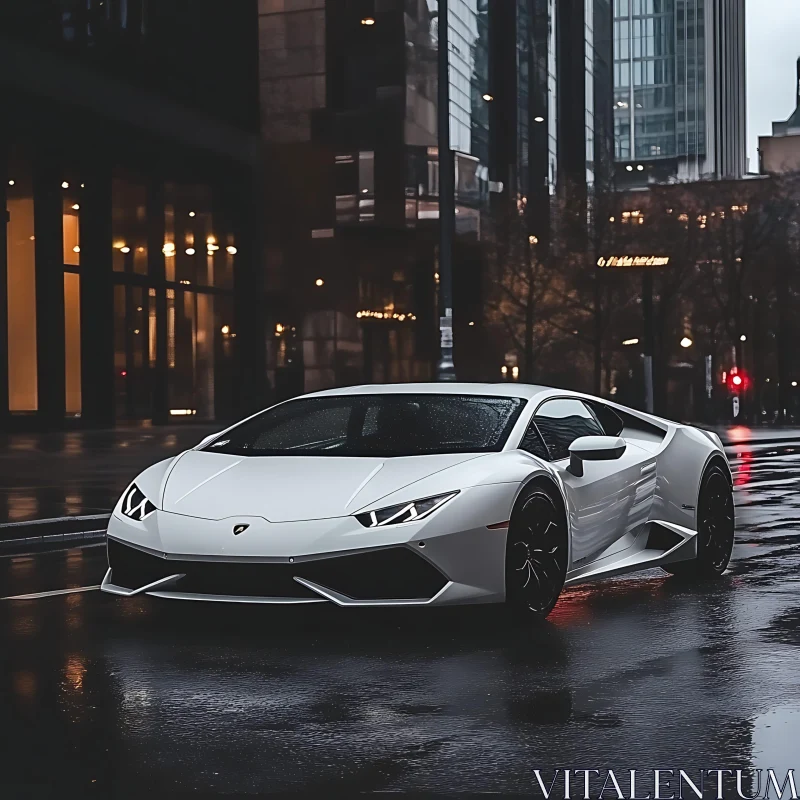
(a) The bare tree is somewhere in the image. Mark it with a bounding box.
[485,201,584,383]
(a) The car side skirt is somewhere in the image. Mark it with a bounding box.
[564,520,697,586]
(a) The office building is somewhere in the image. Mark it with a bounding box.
[613,0,746,186]
[759,58,800,174]
[1,0,263,430]
[258,0,609,394]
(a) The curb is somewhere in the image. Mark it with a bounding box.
[0,513,110,554]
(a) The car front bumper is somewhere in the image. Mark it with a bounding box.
[101,483,516,606]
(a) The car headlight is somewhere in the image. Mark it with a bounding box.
[120,483,157,521]
[355,492,458,528]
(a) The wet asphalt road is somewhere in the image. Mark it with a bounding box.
[3,443,800,797]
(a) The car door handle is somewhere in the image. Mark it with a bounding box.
[640,463,656,475]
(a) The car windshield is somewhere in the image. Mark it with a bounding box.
[203,394,527,457]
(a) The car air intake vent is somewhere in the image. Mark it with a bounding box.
[107,539,447,602]
[645,523,683,553]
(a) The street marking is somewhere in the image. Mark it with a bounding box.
[2,585,101,601]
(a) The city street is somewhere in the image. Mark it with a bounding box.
[2,441,800,796]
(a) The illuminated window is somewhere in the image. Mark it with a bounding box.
[165,183,229,288]
[112,175,148,275]
[359,151,374,222]
[63,190,80,266]
[6,154,37,411]
[64,273,81,415]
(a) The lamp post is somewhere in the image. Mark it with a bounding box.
[436,0,456,380]
[642,271,654,414]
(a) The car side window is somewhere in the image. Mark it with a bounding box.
[533,399,605,461]
[519,422,550,460]
[586,400,624,437]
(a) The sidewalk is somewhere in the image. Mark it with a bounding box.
[0,422,798,528]
[0,424,221,525]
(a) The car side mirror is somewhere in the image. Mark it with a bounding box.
[567,435,626,477]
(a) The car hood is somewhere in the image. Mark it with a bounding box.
[160,450,487,522]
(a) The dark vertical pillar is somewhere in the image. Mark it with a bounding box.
[148,179,169,425]
[0,143,9,427]
[436,0,455,381]
[80,164,115,427]
[229,168,267,417]
[34,159,66,426]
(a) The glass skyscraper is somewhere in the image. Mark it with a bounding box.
[613,0,745,184]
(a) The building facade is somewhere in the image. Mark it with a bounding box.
[612,0,746,188]
[759,58,800,175]
[1,0,264,430]
[258,0,611,396]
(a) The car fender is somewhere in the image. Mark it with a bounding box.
[652,424,726,530]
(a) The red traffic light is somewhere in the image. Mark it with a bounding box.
[727,369,748,391]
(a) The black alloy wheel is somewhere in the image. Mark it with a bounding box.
[505,487,568,618]
[666,464,734,579]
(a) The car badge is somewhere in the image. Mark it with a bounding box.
[233,524,250,536]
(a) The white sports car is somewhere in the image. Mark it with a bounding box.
[101,383,734,617]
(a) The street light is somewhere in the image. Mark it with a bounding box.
[680,337,693,348]
[533,116,544,123]
[622,338,639,346]
[482,93,494,102]
[740,334,747,342]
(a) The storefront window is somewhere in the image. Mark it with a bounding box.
[113,284,152,420]
[62,186,81,266]
[167,287,215,419]
[6,155,38,411]
[64,272,81,415]
[165,182,233,289]
[112,175,148,275]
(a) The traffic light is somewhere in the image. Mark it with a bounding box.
[727,368,748,393]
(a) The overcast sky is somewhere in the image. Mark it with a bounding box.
[747,0,800,171]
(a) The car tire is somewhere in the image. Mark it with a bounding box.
[664,464,734,579]
[504,484,568,619]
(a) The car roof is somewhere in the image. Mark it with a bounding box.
[300,382,558,401]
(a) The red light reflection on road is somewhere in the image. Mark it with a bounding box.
[548,588,594,627]
[727,426,752,443]
[734,448,753,487]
